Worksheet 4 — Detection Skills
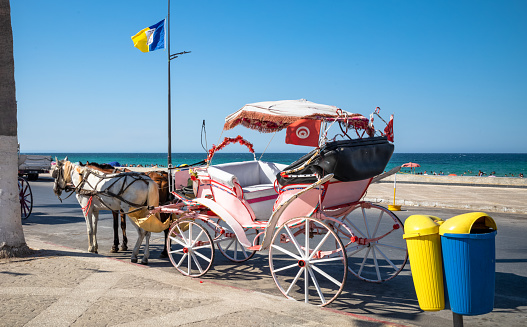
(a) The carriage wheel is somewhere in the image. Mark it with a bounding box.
[18,177,33,220]
[167,220,214,277]
[269,217,347,306]
[336,203,407,283]
[215,219,259,263]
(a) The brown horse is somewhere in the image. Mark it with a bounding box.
[84,163,171,257]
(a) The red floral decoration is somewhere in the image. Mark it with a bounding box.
[206,135,255,162]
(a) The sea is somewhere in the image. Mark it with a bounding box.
[28,152,527,178]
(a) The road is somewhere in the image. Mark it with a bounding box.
[21,175,527,326]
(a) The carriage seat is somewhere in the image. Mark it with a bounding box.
[207,161,287,219]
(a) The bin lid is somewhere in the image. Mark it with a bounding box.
[403,215,444,239]
[439,212,497,235]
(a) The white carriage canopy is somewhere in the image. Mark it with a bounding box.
[224,99,371,133]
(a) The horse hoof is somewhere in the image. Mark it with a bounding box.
[131,258,138,263]
[159,251,168,259]
[140,260,148,265]
[121,246,128,251]
[110,246,118,253]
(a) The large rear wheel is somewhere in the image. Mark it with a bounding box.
[167,220,214,277]
[269,217,347,306]
[337,203,407,283]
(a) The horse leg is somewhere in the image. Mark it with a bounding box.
[130,222,145,264]
[91,209,99,253]
[82,201,98,254]
[111,211,119,253]
[141,231,151,265]
[120,211,128,251]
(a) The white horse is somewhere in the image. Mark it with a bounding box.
[52,158,160,264]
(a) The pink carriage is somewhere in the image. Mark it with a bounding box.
[154,99,407,306]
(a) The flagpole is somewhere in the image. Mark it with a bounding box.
[167,0,172,168]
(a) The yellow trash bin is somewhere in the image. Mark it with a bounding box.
[403,215,445,311]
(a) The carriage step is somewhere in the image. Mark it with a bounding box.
[247,245,262,251]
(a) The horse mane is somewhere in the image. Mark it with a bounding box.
[86,161,116,170]
[63,161,74,183]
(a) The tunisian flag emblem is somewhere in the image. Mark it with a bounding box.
[285,119,321,147]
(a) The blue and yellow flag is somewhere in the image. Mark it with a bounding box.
[131,19,165,53]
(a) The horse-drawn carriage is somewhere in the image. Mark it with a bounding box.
[156,99,407,306]
[52,99,406,306]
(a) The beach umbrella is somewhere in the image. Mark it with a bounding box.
[402,162,420,174]
[107,161,121,167]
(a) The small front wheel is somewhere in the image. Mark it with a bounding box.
[269,217,347,306]
[167,220,214,277]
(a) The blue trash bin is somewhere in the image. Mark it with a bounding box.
[439,212,497,316]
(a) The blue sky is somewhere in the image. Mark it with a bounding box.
[11,0,527,153]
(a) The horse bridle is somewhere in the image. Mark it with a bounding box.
[52,163,76,202]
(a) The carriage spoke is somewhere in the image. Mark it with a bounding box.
[169,235,187,247]
[193,244,211,251]
[222,238,236,249]
[308,232,331,260]
[177,225,189,244]
[311,256,345,264]
[361,208,371,238]
[191,230,205,247]
[304,264,309,303]
[285,267,304,296]
[273,262,299,273]
[285,225,303,256]
[371,247,381,282]
[186,252,192,274]
[190,253,204,273]
[176,253,188,268]
[193,250,212,263]
[304,220,310,257]
[343,216,367,238]
[347,244,366,256]
[308,267,326,304]
[371,210,384,239]
[311,264,343,287]
[374,245,400,271]
[358,246,372,276]
[271,244,301,260]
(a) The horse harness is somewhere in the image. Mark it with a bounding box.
[77,169,155,214]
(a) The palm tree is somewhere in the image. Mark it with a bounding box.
[0,0,31,257]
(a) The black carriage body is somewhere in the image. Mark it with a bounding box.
[277,136,394,186]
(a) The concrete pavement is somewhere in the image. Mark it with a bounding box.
[0,238,411,327]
